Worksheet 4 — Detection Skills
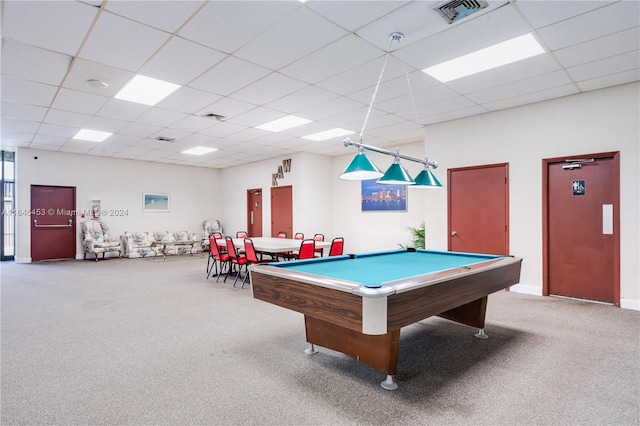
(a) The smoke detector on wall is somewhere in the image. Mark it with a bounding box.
[432,0,489,24]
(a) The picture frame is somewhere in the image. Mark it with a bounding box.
[361,179,407,212]
[143,192,170,213]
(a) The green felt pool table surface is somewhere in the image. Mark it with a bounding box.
[270,249,501,288]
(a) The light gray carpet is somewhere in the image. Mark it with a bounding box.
[1,255,638,425]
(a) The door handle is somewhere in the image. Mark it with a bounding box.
[34,219,73,228]
[250,211,254,225]
[451,231,457,236]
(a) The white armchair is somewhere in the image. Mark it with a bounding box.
[201,219,223,251]
[81,220,122,262]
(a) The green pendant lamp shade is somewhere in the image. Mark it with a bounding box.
[412,167,443,188]
[340,151,383,180]
[377,159,415,185]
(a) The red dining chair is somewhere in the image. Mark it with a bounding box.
[313,233,325,257]
[207,235,229,281]
[235,231,248,254]
[282,232,305,260]
[212,231,226,254]
[241,238,270,288]
[224,236,248,287]
[296,239,316,260]
[328,237,344,257]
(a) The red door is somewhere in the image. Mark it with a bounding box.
[448,164,509,255]
[247,188,263,237]
[271,185,292,238]
[545,154,619,304]
[30,185,76,261]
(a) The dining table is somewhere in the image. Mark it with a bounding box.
[217,237,332,260]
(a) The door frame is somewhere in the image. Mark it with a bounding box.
[542,151,620,306]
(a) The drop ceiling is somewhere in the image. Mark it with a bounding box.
[1,0,638,168]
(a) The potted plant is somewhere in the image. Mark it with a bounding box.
[401,221,425,249]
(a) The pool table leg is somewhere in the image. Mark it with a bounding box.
[304,343,318,355]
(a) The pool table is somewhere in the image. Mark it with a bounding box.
[249,248,522,389]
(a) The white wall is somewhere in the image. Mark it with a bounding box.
[220,152,333,239]
[15,149,222,262]
[424,83,640,309]
[332,141,428,254]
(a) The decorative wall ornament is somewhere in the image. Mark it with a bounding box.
[271,158,292,187]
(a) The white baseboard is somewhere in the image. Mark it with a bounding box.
[620,298,640,311]
[508,283,542,296]
[16,257,32,263]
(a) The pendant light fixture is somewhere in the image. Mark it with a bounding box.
[340,32,442,188]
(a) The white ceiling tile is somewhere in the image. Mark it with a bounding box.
[518,0,620,29]
[136,108,188,127]
[104,0,204,32]
[1,76,58,107]
[117,122,163,138]
[80,11,171,72]
[178,1,299,54]
[38,123,77,138]
[51,88,109,114]
[234,7,347,70]
[44,109,92,128]
[149,127,191,141]
[189,56,271,96]
[82,116,129,133]
[1,131,34,144]
[1,101,48,121]
[280,34,383,84]
[1,40,72,85]
[2,1,98,55]
[355,1,450,50]
[553,28,640,68]
[96,99,150,121]
[264,85,338,114]
[465,70,573,104]
[1,119,40,133]
[537,2,640,50]
[567,51,640,82]
[157,86,222,114]
[577,68,640,92]
[308,1,408,31]
[105,134,145,147]
[399,5,532,69]
[315,56,406,96]
[170,115,217,133]
[230,73,308,105]
[198,97,257,121]
[198,121,247,138]
[297,96,366,121]
[483,84,580,112]
[31,134,68,146]
[223,107,284,128]
[62,58,135,97]
[140,37,226,85]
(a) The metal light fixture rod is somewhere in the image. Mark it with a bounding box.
[343,138,438,169]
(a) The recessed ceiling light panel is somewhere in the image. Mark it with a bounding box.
[115,74,181,106]
[73,129,113,142]
[256,115,312,132]
[423,33,545,82]
[181,146,217,155]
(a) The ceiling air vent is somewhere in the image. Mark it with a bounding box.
[202,112,226,121]
[155,136,176,142]
[432,0,489,24]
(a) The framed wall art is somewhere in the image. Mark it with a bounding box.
[361,179,407,212]
[143,192,170,213]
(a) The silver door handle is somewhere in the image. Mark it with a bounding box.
[34,219,73,228]
[451,231,457,236]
